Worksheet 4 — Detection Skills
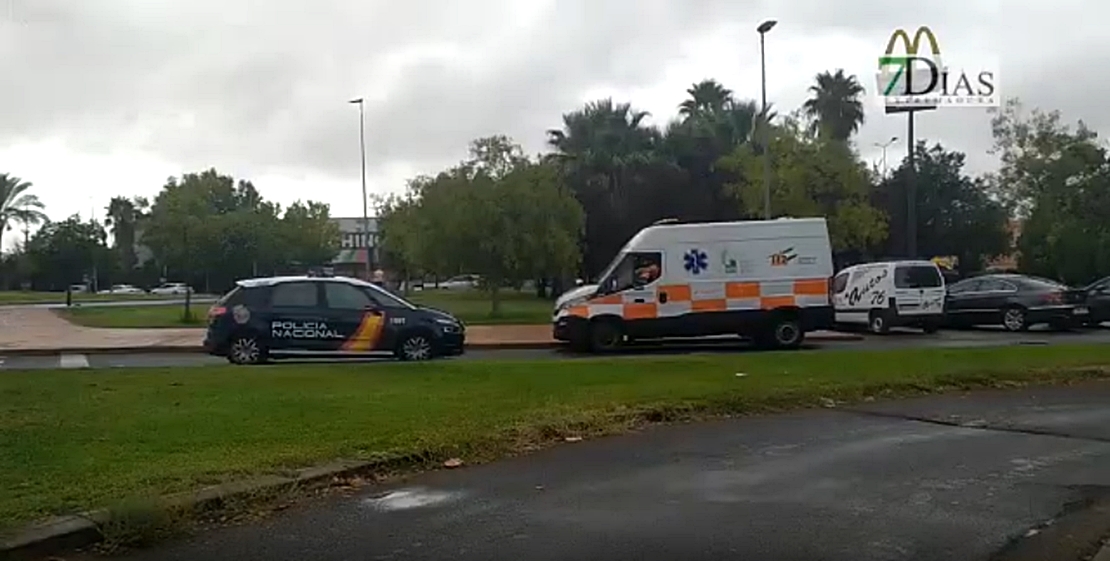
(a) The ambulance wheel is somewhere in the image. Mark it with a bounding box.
[868,310,890,334]
[758,314,804,350]
[588,319,624,352]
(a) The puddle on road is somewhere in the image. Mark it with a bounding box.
[363,487,464,511]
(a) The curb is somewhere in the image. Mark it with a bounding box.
[0,342,563,357]
[1094,541,1110,561]
[0,334,864,357]
[1,456,426,560]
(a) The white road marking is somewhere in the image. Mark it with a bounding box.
[59,354,90,369]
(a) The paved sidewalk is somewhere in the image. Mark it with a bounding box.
[0,308,858,354]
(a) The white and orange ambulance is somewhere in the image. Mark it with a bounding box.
[552,217,835,351]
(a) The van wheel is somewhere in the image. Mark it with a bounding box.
[868,310,890,334]
[588,319,624,352]
[921,321,940,334]
[227,334,268,365]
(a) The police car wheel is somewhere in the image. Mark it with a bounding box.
[227,335,266,365]
[396,333,435,361]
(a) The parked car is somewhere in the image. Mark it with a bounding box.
[944,274,1088,331]
[150,282,192,295]
[438,275,480,290]
[1082,276,1110,326]
[203,275,465,364]
[68,283,90,294]
[100,284,145,295]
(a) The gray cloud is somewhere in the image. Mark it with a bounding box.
[1,0,1108,187]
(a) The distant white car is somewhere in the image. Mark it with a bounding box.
[438,275,480,290]
[150,282,192,295]
[101,284,145,295]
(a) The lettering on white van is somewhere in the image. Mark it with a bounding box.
[271,321,342,339]
[846,269,890,307]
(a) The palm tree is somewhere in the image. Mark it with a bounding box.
[802,69,867,142]
[104,196,150,271]
[546,98,660,205]
[0,174,48,254]
[678,80,734,120]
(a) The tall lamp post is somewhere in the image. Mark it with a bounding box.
[874,136,898,179]
[757,19,777,220]
[348,98,372,280]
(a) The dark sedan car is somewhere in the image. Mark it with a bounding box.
[944,274,1088,331]
[1082,276,1110,326]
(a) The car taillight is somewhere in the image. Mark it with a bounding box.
[1042,292,1063,305]
[208,305,227,320]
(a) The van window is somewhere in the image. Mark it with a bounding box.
[602,252,662,294]
[894,265,942,289]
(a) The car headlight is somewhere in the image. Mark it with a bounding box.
[435,318,462,333]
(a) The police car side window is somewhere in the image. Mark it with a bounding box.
[325,282,374,310]
[270,282,318,307]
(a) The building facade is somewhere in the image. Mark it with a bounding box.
[330,217,380,279]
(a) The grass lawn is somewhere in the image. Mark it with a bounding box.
[57,304,207,328]
[57,289,551,329]
[407,289,551,324]
[0,291,177,305]
[3,344,1110,532]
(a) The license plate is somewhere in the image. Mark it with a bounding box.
[1075,307,1089,315]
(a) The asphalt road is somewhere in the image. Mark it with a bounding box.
[2,327,1109,371]
[100,382,1110,561]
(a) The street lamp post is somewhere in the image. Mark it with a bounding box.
[874,136,899,179]
[348,98,371,280]
[757,19,777,220]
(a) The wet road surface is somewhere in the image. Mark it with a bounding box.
[105,382,1110,561]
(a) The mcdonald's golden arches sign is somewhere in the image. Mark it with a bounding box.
[877,26,998,108]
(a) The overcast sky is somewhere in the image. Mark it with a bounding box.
[1,0,1107,249]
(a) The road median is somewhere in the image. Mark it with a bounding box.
[7,343,1093,558]
[0,331,862,357]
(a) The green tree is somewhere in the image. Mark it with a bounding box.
[394,137,584,315]
[720,115,887,252]
[989,98,1110,283]
[0,173,48,256]
[802,69,867,142]
[143,169,287,291]
[25,215,111,290]
[281,201,341,269]
[874,142,1010,268]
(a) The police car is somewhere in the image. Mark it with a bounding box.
[203,275,465,364]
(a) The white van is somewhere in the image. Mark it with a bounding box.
[552,218,835,351]
[831,260,946,334]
